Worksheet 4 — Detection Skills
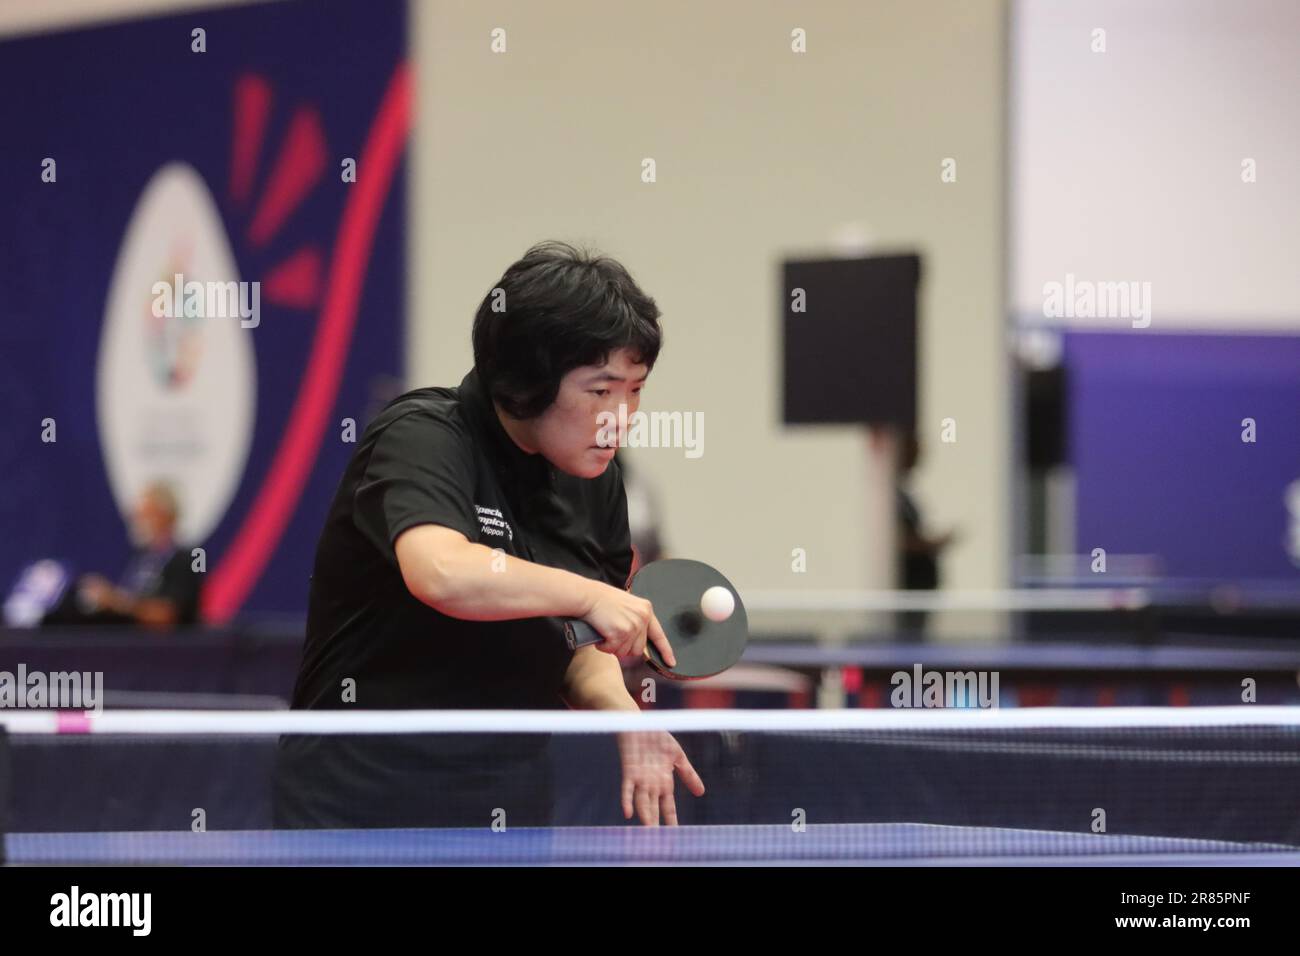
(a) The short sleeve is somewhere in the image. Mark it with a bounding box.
[352,410,479,564]
[600,459,635,588]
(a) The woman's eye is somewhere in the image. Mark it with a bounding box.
[590,389,610,397]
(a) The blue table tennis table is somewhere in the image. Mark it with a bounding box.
[8,824,1300,866]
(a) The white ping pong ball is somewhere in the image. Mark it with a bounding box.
[700,586,735,623]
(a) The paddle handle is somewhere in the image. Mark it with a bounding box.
[564,619,604,651]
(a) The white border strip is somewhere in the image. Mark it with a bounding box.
[2,706,1299,735]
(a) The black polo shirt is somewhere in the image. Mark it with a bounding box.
[273,369,633,828]
[41,546,202,629]
[121,547,203,627]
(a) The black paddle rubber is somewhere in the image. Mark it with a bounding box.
[564,558,748,680]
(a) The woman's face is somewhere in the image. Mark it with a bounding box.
[526,348,648,478]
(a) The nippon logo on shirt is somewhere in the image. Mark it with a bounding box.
[474,505,513,541]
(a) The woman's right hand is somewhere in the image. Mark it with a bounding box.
[579,581,675,667]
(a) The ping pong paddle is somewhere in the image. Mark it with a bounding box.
[564,558,748,680]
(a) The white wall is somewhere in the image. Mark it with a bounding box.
[413,0,1009,599]
[1011,0,1300,328]
[3,0,1011,605]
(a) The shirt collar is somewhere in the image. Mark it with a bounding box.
[459,368,551,484]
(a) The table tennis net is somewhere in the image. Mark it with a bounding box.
[3,709,1299,864]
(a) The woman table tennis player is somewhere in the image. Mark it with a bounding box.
[273,241,704,829]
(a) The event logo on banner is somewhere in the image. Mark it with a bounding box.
[0,0,407,618]
[97,163,257,544]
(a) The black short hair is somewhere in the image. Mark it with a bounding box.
[471,240,662,419]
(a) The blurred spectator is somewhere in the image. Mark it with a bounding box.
[896,433,957,638]
[45,481,202,631]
